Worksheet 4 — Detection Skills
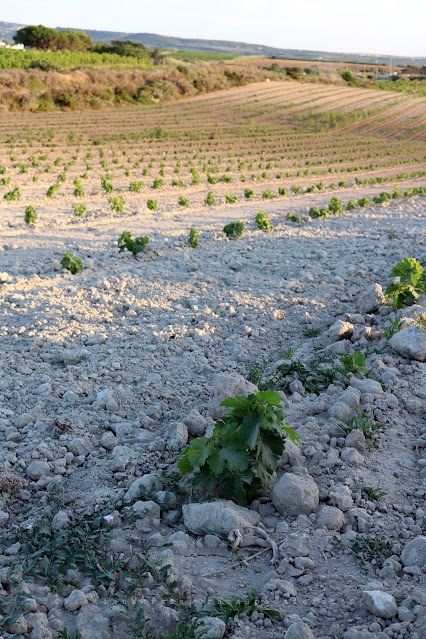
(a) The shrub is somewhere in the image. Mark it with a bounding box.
[178,390,299,504]
[384,257,425,309]
[1,177,11,185]
[341,70,356,83]
[309,206,328,219]
[4,187,21,201]
[225,194,238,203]
[101,175,113,193]
[286,212,301,223]
[346,199,357,210]
[152,178,164,189]
[191,169,201,185]
[25,204,37,225]
[146,199,157,211]
[117,231,149,256]
[255,211,273,231]
[72,203,87,217]
[179,196,190,207]
[262,189,276,199]
[292,186,302,194]
[172,179,185,187]
[223,220,244,238]
[328,197,343,214]
[278,187,288,196]
[188,228,199,248]
[205,191,216,206]
[244,188,254,199]
[73,179,84,197]
[129,181,144,192]
[61,252,83,274]
[109,196,125,213]
[338,181,347,187]
[358,197,370,207]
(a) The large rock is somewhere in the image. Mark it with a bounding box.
[124,473,163,501]
[182,500,260,536]
[389,326,426,362]
[195,617,226,639]
[324,320,354,342]
[356,283,386,314]
[271,472,319,516]
[350,378,383,395]
[207,373,257,419]
[362,590,397,619]
[284,622,315,639]
[400,535,426,567]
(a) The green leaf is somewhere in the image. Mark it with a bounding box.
[177,455,193,474]
[208,444,249,475]
[220,397,240,408]
[255,390,282,406]
[353,351,366,367]
[184,437,213,468]
[256,430,285,483]
[216,473,247,504]
[239,412,261,449]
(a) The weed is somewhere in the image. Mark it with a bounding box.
[255,210,273,231]
[349,535,400,573]
[386,228,400,239]
[58,629,81,639]
[223,220,244,238]
[109,196,125,213]
[205,191,216,206]
[179,196,190,207]
[25,204,37,225]
[304,328,322,337]
[338,351,368,377]
[72,203,87,217]
[385,257,425,309]
[61,252,83,274]
[188,228,199,248]
[383,315,404,341]
[4,186,21,201]
[362,481,387,501]
[338,408,381,441]
[147,199,157,211]
[211,587,281,622]
[179,390,299,504]
[269,358,336,395]
[118,231,149,257]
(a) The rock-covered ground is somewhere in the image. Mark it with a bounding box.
[0,188,425,639]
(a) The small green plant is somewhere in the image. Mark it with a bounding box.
[383,315,404,341]
[384,257,425,309]
[188,228,199,248]
[25,204,37,225]
[358,197,370,207]
[152,178,164,189]
[205,191,216,206]
[129,181,144,192]
[72,203,87,217]
[309,206,328,219]
[255,210,273,231]
[58,629,81,639]
[211,587,281,623]
[349,535,400,573]
[61,252,83,274]
[328,196,343,214]
[178,196,190,207]
[109,196,125,214]
[262,189,275,199]
[73,178,84,197]
[223,220,244,238]
[178,390,299,504]
[4,186,21,201]
[362,481,387,501]
[304,328,322,337]
[101,175,113,193]
[1,176,11,185]
[338,407,380,441]
[118,231,149,257]
[386,229,400,240]
[278,187,288,196]
[286,212,301,223]
[292,185,302,194]
[191,168,201,185]
[346,199,357,210]
[244,187,254,199]
[46,183,60,198]
[147,199,157,211]
[338,351,367,377]
[225,194,238,203]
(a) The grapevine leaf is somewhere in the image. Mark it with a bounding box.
[239,412,261,449]
[255,390,282,406]
[184,437,213,468]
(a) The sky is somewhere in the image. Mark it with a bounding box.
[2,0,425,58]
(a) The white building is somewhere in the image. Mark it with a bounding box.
[0,40,25,50]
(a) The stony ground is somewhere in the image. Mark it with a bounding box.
[0,180,425,639]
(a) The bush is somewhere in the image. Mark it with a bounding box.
[244,188,254,199]
[4,187,21,201]
[205,191,216,206]
[73,178,84,197]
[117,231,149,256]
[346,199,357,210]
[384,257,425,309]
[178,390,299,504]
[101,175,113,193]
[328,197,343,214]
[358,197,370,207]
[262,189,276,199]
[341,70,356,83]
[25,204,37,225]
[223,220,244,238]
[225,194,237,203]
[286,212,301,223]
[255,211,273,231]
[309,206,328,219]
[72,203,87,217]
[179,196,190,207]
[129,181,144,192]
[109,196,125,213]
[278,187,288,196]
[152,178,164,189]
[146,199,157,211]
[188,228,199,248]
[292,186,302,194]
[61,252,83,274]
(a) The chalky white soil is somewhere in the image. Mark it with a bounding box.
[0,177,425,639]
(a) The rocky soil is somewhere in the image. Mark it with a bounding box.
[0,189,425,639]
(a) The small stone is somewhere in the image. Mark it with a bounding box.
[51,510,70,531]
[389,326,426,362]
[329,484,354,511]
[100,431,117,451]
[62,348,90,365]
[64,589,88,611]
[167,421,188,450]
[324,320,354,342]
[362,590,397,619]
[26,460,50,481]
[357,283,386,314]
[124,473,163,500]
[195,616,226,638]
[183,499,260,536]
[341,447,364,466]
[271,472,319,516]
[284,621,315,639]
[400,535,426,567]
[0,510,10,527]
[345,429,366,452]
[316,505,345,530]
[183,409,207,436]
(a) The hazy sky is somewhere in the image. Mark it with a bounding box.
[3,0,425,57]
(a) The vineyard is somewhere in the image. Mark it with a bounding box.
[0,79,425,639]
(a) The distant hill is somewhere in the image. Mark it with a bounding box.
[0,20,425,67]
